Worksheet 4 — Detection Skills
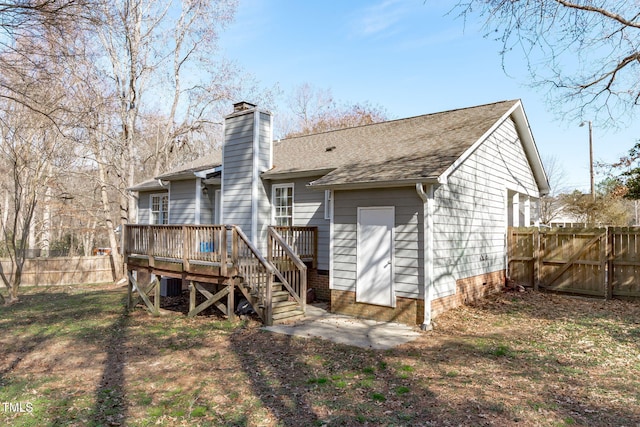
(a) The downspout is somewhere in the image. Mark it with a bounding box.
[416,183,434,331]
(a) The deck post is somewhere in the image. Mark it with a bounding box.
[127,270,134,310]
[221,227,228,277]
[148,226,155,268]
[300,266,307,314]
[265,272,273,326]
[189,281,196,313]
[153,276,161,315]
[227,280,235,321]
[231,226,238,262]
[182,225,190,272]
[313,227,318,269]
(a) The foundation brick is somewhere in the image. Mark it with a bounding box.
[308,268,330,302]
[330,270,505,325]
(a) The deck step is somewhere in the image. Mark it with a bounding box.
[272,300,300,314]
[271,309,304,324]
[271,290,290,303]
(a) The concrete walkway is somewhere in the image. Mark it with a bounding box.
[262,303,422,350]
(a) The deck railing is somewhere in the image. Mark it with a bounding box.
[125,224,227,262]
[123,224,315,325]
[270,226,317,267]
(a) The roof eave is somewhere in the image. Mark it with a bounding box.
[156,163,222,181]
[437,99,550,197]
[307,177,440,191]
[261,168,336,181]
[510,103,551,196]
[127,178,167,192]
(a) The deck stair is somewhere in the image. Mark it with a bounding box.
[239,281,304,324]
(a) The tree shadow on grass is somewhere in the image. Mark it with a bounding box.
[230,329,321,427]
[0,287,131,426]
[86,304,129,427]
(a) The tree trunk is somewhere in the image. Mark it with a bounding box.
[97,160,124,280]
[41,184,52,257]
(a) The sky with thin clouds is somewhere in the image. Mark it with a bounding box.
[219,0,640,194]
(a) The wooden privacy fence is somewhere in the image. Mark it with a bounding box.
[508,227,640,298]
[0,256,115,286]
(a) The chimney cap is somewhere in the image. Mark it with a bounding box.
[233,101,257,112]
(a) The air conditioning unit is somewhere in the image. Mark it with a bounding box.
[160,277,182,297]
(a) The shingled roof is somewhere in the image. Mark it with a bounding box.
[132,99,548,193]
[156,151,223,180]
[265,99,522,188]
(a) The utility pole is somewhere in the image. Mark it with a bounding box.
[580,120,595,200]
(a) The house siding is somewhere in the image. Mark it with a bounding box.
[332,187,423,299]
[169,179,196,224]
[222,110,272,249]
[137,191,152,224]
[267,176,330,270]
[136,189,168,224]
[201,184,216,224]
[223,112,256,239]
[432,116,539,299]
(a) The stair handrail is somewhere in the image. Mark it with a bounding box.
[268,226,307,313]
[230,225,307,325]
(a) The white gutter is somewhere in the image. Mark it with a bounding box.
[416,183,435,331]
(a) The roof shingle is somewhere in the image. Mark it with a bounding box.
[267,100,518,187]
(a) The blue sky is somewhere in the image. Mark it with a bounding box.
[219,0,640,193]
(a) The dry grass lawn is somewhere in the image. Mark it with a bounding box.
[0,284,639,426]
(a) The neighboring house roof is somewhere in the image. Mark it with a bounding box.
[130,99,549,195]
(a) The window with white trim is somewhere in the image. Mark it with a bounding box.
[150,194,169,224]
[272,183,294,226]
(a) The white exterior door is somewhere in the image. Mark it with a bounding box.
[356,206,395,307]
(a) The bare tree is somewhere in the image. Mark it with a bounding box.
[538,155,568,224]
[281,83,388,138]
[67,0,236,278]
[0,104,65,303]
[453,1,640,123]
[0,0,95,117]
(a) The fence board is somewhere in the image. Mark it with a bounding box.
[508,228,536,287]
[508,227,640,298]
[610,228,640,297]
[0,256,115,286]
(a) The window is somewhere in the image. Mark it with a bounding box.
[150,194,169,224]
[272,184,294,226]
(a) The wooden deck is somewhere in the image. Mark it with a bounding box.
[123,224,317,325]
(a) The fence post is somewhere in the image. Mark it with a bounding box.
[533,228,540,291]
[606,227,614,300]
